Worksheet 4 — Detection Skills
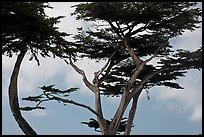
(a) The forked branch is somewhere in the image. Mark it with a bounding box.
[93,51,116,86]
[64,59,97,93]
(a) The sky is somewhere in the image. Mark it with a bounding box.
[2,2,202,135]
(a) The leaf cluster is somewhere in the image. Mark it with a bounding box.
[81,117,132,134]
[20,85,78,111]
[2,2,75,65]
[72,2,201,37]
[71,2,202,97]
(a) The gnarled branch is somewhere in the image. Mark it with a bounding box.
[64,59,97,93]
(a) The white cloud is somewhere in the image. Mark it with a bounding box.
[147,16,202,123]
[150,69,202,122]
[45,2,86,41]
[2,2,202,125]
[189,104,202,122]
[170,27,202,51]
[28,109,47,117]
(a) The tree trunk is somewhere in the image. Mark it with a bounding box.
[124,89,142,135]
[104,86,131,135]
[95,89,107,134]
[8,48,37,135]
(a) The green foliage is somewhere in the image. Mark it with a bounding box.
[20,106,46,111]
[21,85,79,111]
[40,85,78,96]
[72,2,201,36]
[2,2,74,66]
[22,95,44,102]
[81,117,132,134]
[71,2,202,96]
[19,2,202,134]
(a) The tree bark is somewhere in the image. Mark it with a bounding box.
[95,89,107,134]
[104,86,131,135]
[8,48,37,135]
[124,89,142,135]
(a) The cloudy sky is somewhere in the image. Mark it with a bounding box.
[2,2,202,135]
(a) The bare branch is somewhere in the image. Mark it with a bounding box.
[128,68,166,100]
[65,59,85,76]
[64,59,97,93]
[44,91,102,119]
[64,58,107,131]
[93,51,116,86]
[108,20,143,68]
[63,98,102,119]
[36,99,49,107]
[99,61,117,85]
[98,56,124,85]
[128,61,145,87]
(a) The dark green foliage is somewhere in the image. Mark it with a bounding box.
[81,117,132,134]
[21,85,78,111]
[20,106,46,111]
[19,2,201,134]
[72,2,201,36]
[81,118,100,132]
[2,2,73,65]
[71,2,202,97]
[22,95,44,102]
[40,85,78,96]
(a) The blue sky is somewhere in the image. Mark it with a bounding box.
[2,2,202,135]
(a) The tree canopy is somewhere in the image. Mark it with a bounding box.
[2,2,74,65]
[70,2,202,96]
[3,2,202,135]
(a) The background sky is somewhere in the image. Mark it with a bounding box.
[2,2,202,135]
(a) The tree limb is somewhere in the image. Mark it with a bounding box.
[65,58,107,133]
[105,85,131,135]
[124,22,134,35]
[8,48,37,135]
[144,37,170,64]
[64,59,97,93]
[43,91,103,119]
[93,51,116,86]
[64,98,102,119]
[124,89,142,135]
[98,58,123,85]
[124,38,143,67]
[108,20,143,68]
[94,90,107,134]
[128,67,166,100]
[128,61,145,87]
